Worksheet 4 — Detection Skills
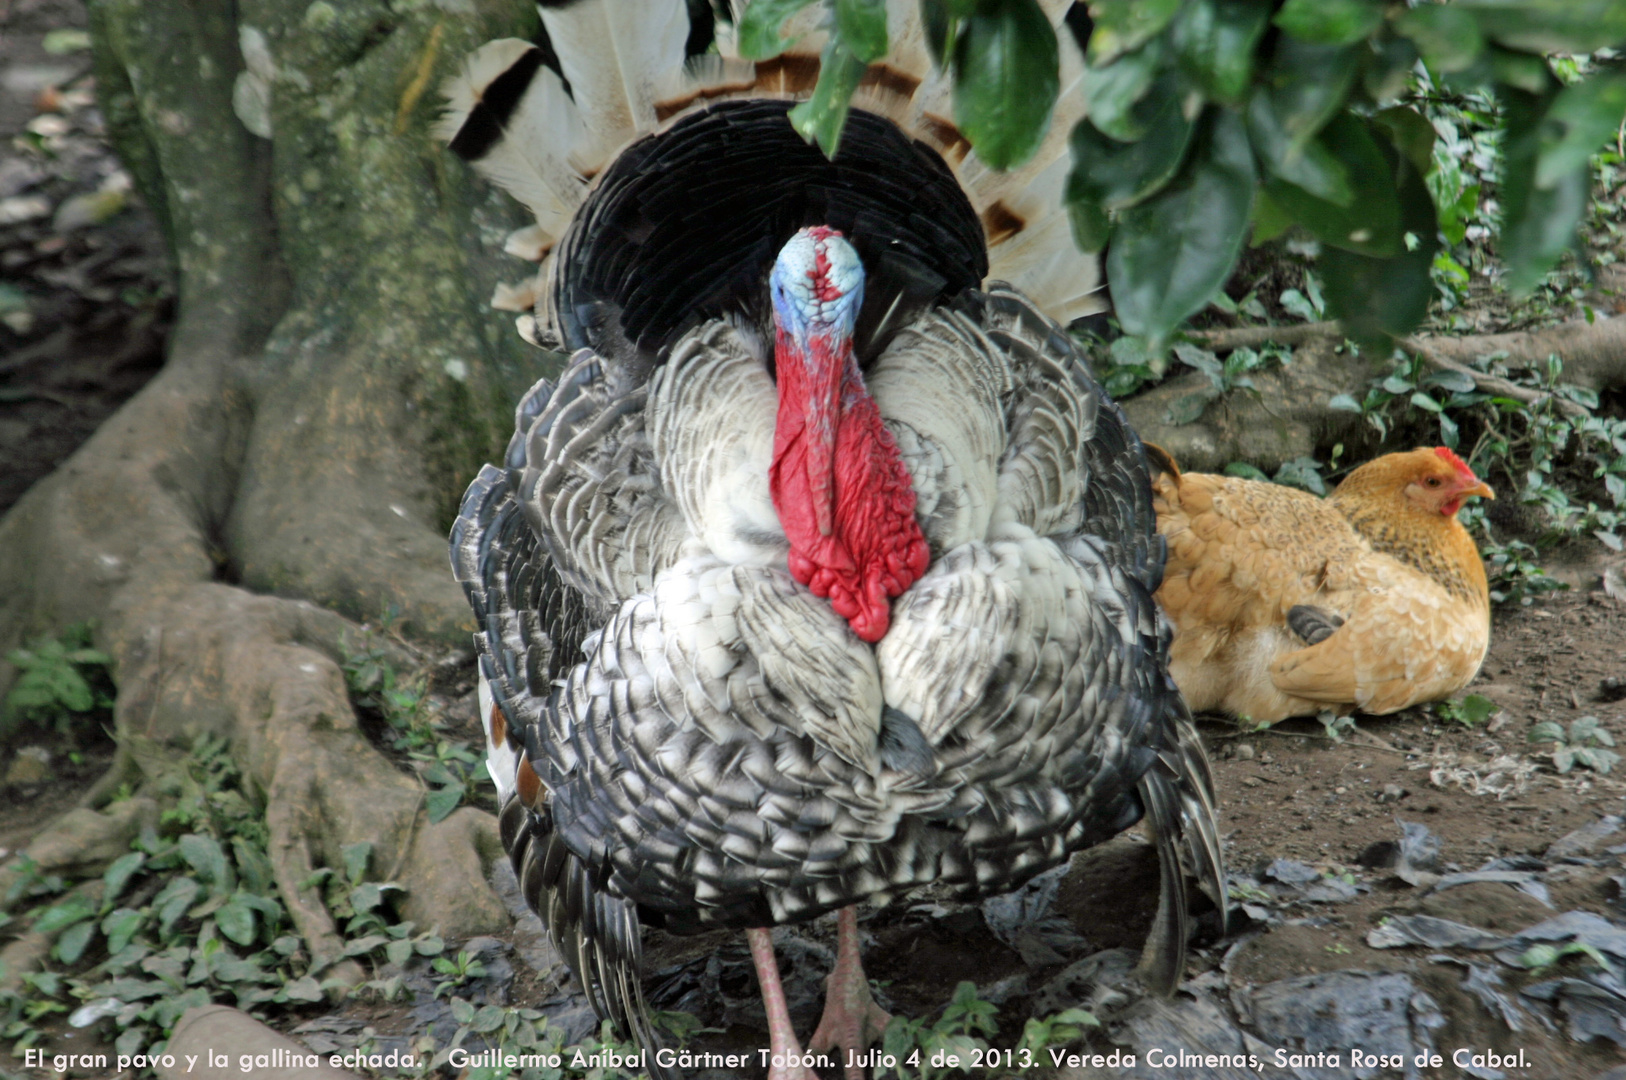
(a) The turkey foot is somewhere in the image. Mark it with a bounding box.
[747,927,822,1080]
[810,906,892,1080]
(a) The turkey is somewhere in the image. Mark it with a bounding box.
[443,2,1223,1077]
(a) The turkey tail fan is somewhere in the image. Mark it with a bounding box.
[501,797,671,1080]
[1134,697,1227,995]
[441,0,1102,325]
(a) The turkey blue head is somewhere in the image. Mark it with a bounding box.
[767,226,930,643]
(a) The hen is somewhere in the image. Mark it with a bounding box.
[1150,445,1494,725]
[442,3,1223,1077]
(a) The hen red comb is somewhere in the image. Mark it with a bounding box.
[1433,446,1478,480]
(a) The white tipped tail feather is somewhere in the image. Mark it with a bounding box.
[440,0,1102,323]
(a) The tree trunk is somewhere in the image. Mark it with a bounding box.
[0,0,553,977]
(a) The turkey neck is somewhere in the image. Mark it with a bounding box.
[769,321,929,643]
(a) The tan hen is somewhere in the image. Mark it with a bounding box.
[1150,446,1494,724]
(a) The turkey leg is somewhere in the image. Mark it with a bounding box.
[809,906,892,1079]
[747,927,822,1080]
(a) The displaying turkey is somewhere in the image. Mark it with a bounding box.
[443,2,1223,1076]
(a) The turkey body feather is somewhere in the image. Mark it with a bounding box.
[444,3,1221,1072]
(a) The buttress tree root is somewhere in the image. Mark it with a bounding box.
[0,0,554,990]
[1130,314,1626,474]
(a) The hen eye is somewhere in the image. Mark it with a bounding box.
[1425,477,1441,487]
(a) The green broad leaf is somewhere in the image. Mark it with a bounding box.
[952,0,1060,170]
[415,934,447,955]
[214,894,257,947]
[282,975,324,1002]
[33,895,96,935]
[1553,747,1576,773]
[343,933,390,957]
[1273,0,1382,46]
[386,938,415,966]
[1246,89,1352,204]
[1166,393,1214,425]
[1537,73,1626,190]
[350,881,387,915]
[472,1004,508,1033]
[49,668,94,712]
[1459,694,1498,725]
[1528,720,1565,743]
[1363,33,1419,106]
[42,29,91,55]
[1250,187,1294,245]
[1067,192,1110,253]
[1328,394,1362,412]
[1410,392,1442,413]
[1501,85,1590,294]
[231,837,274,897]
[1170,0,1273,105]
[1109,108,1255,354]
[426,784,465,824]
[1080,37,1166,142]
[1459,0,1626,55]
[1371,106,1436,179]
[1322,146,1439,344]
[737,0,820,59]
[1263,38,1361,148]
[178,834,233,894]
[1224,461,1270,482]
[1265,114,1401,255]
[1423,369,1478,394]
[102,852,146,906]
[1492,49,1551,95]
[790,38,868,157]
[1087,0,1183,64]
[1275,458,1326,495]
[450,997,477,1024]
[102,908,146,956]
[153,876,201,938]
[835,0,888,62]
[1068,78,1196,212]
[1397,4,1484,73]
[342,841,372,885]
[54,919,96,964]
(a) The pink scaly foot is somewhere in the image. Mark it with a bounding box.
[809,907,892,1080]
[747,927,822,1080]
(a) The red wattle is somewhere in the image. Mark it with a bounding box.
[770,329,929,643]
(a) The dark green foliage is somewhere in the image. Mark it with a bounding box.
[1107,109,1256,352]
[1061,0,1626,353]
[948,0,1060,169]
[3,623,114,741]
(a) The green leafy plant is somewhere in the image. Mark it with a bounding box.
[1520,939,1618,976]
[3,623,113,740]
[432,949,490,999]
[340,633,481,823]
[1529,715,1620,774]
[875,981,1100,1078]
[1434,693,1499,727]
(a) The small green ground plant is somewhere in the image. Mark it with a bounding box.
[1528,715,1620,774]
[2,624,113,743]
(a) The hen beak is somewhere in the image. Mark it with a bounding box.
[1463,480,1495,501]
